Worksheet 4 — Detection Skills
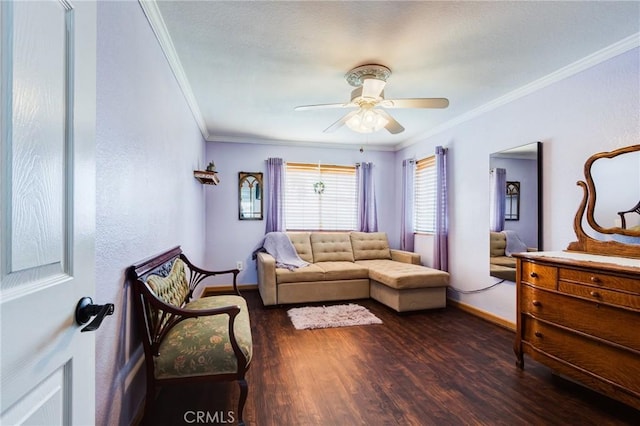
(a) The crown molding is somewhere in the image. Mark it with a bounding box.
[206,134,397,152]
[396,32,640,151]
[138,0,210,140]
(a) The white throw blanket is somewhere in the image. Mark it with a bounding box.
[503,230,528,256]
[254,232,309,270]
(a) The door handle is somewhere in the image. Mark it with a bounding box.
[75,297,114,332]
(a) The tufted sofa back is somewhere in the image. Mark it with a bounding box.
[490,231,507,257]
[286,232,314,263]
[350,232,392,260]
[285,231,393,264]
[310,233,355,262]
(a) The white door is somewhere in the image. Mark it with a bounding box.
[1,1,96,424]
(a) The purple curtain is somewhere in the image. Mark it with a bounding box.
[400,159,415,251]
[265,158,284,233]
[434,146,449,272]
[356,162,378,232]
[490,167,506,232]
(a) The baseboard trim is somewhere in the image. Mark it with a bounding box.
[202,283,258,297]
[447,298,516,332]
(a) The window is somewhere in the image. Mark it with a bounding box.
[414,156,436,233]
[284,162,357,231]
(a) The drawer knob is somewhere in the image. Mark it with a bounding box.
[534,331,543,338]
[530,272,538,278]
[590,276,601,283]
[590,291,601,298]
[532,300,542,307]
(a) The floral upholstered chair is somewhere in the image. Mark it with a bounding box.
[129,246,252,425]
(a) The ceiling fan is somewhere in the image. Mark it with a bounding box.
[294,64,449,134]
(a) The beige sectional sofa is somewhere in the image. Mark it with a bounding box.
[489,231,538,281]
[256,231,449,312]
[489,231,517,281]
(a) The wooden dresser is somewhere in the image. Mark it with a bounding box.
[514,251,640,410]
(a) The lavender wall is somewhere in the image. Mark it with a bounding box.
[95,3,206,425]
[397,47,639,323]
[203,142,396,285]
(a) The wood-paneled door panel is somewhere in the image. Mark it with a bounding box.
[1,1,96,424]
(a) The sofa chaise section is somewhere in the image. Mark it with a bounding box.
[358,259,449,311]
[350,232,449,312]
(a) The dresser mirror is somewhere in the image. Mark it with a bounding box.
[569,144,640,258]
[488,142,542,280]
[238,172,263,220]
[587,145,640,238]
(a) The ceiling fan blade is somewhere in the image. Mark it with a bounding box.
[361,78,386,99]
[323,110,358,133]
[294,102,354,111]
[381,98,449,109]
[376,109,405,134]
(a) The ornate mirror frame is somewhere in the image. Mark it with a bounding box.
[238,172,263,220]
[568,144,640,258]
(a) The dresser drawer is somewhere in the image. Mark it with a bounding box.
[520,284,640,352]
[520,261,557,290]
[522,318,640,395]
[558,281,640,310]
[559,268,640,295]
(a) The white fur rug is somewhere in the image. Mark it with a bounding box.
[287,304,383,330]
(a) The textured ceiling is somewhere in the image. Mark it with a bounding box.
[147,1,640,150]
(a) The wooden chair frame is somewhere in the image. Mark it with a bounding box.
[128,246,250,425]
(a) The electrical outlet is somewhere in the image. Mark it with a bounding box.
[236,261,243,271]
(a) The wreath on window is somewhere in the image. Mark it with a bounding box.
[313,181,325,195]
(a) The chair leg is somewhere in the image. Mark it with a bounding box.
[237,378,248,426]
[142,378,156,425]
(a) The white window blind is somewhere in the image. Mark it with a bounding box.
[285,162,357,231]
[414,156,436,233]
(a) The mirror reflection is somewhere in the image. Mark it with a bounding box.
[489,142,542,281]
[591,150,640,233]
[239,172,263,220]
[505,181,520,221]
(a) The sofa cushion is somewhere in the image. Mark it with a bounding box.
[350,232,392,260]
[490,232,506,257]
[311,233,355,262]
[490,264,516,282]
[315,261,370,281]
[287,232,313,263]
[357,259,449,289]
[276,264,325,284]
[490,256,516,268]
[146,259,189,307]
[154,294,252,379]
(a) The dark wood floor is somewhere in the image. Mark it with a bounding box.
[147,291,639,425]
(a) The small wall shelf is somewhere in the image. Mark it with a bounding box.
[194,170,220,185]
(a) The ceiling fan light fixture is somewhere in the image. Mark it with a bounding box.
[345,107,388,133]
[361,78,386,99]
[295,63,447,135]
